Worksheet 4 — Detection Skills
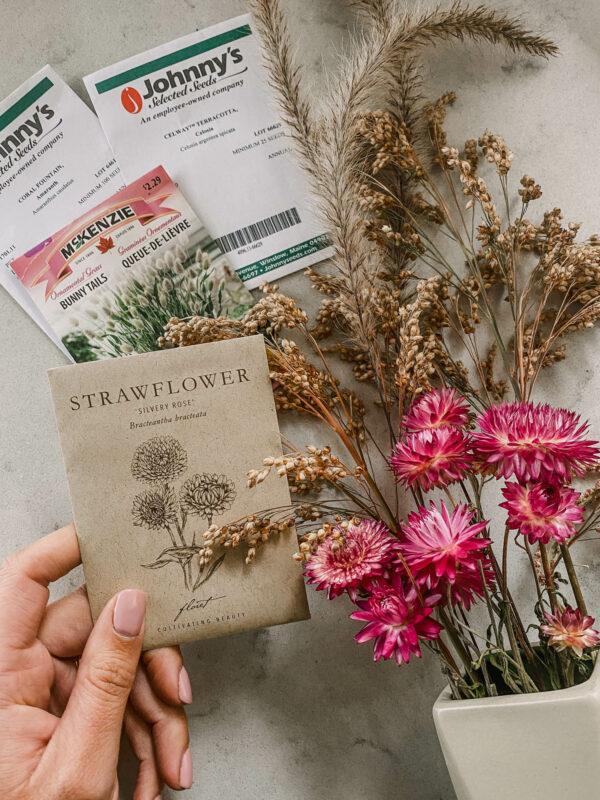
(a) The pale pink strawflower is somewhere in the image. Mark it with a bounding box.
[541,606,600,657]
[390,427,472,492]
[351,572,442,665]
[305,519,397,600]
[403,388,470,433]
[472,401,598,483]
[399,501,490,583]
[501,482,583,545]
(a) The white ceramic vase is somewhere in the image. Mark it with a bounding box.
[433,657,600,800]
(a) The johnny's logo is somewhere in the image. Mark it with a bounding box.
[121,87,143,114]
[0,103,56,161]
[120,46,244,112]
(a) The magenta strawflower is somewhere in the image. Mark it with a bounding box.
[472,401,598,483]
[351,572,442,665]
[501,482,583,545]
[437,561,496,610]
[541,606,600,657]
[399,501,490,583]
[390,427,472,492]
[403,388,470,433]
[304,519,397,600]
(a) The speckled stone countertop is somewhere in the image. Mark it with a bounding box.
[0,1,596,797]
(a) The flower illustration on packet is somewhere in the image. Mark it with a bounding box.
[131,435,236,591]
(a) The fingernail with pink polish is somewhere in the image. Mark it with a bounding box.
[180,747,193,789]
[179,666,193,704]
[113,589,146,638]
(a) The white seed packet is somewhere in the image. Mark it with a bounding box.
[84,14,332,289]
[0,65,125,357]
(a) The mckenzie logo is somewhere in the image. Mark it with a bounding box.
[118,45,244,112]
[24,193,177,298]
[121,87,143,114]
[59,205,136,260]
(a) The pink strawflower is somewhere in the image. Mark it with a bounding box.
[403,388,470,433]
[351,572,442,665]
[437,561,496,611]
[472,401,598,483]
[304,519,397,601]
[541,606,600,657]
[390,427,472,492]
[399,501,490,583]
[501,482,583,545]
[394,550,494,611]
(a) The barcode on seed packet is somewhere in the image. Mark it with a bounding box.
[214,207,301,253]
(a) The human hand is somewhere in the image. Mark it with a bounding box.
[0,525,194,799]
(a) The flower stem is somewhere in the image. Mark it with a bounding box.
[486,541,538,672]
[500,598,530,693]
[539,543,558,611]
[524,539,544,606]
[438,608,478,687]
[443,486,457,508]
[174,519,187,547]
[560,543,588,616]
[436,636,461,675]
[492,528,539,688]
[181,564,189,591]
[164,525,177,547]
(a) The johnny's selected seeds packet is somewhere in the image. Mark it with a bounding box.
[84,14,333,288]
[0,65,124,355]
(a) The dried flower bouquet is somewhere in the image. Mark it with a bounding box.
[153,1,600,699]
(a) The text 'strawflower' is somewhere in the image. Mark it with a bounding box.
[390,427,472,492]
[472,402,598,483]
[402,388,470,433]
[305,519,397,600]
[541,606,600,657]
[351,572,442,665]
[501,482,583,545]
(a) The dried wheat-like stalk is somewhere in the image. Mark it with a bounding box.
[250,0,319,181]
[350,0,394,27]
[250,0,556,403]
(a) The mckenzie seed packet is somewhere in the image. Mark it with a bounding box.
[11,165,254,362]
[84,14,333,288]
[0,65,125,357]
[48,335,310,649]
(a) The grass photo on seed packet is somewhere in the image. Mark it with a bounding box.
[72,237,254,362]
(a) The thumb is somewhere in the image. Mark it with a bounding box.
[50,590,146,786]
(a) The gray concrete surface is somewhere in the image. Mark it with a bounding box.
[1,1,597,798]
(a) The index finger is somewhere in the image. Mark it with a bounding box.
[0,524,81,646]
